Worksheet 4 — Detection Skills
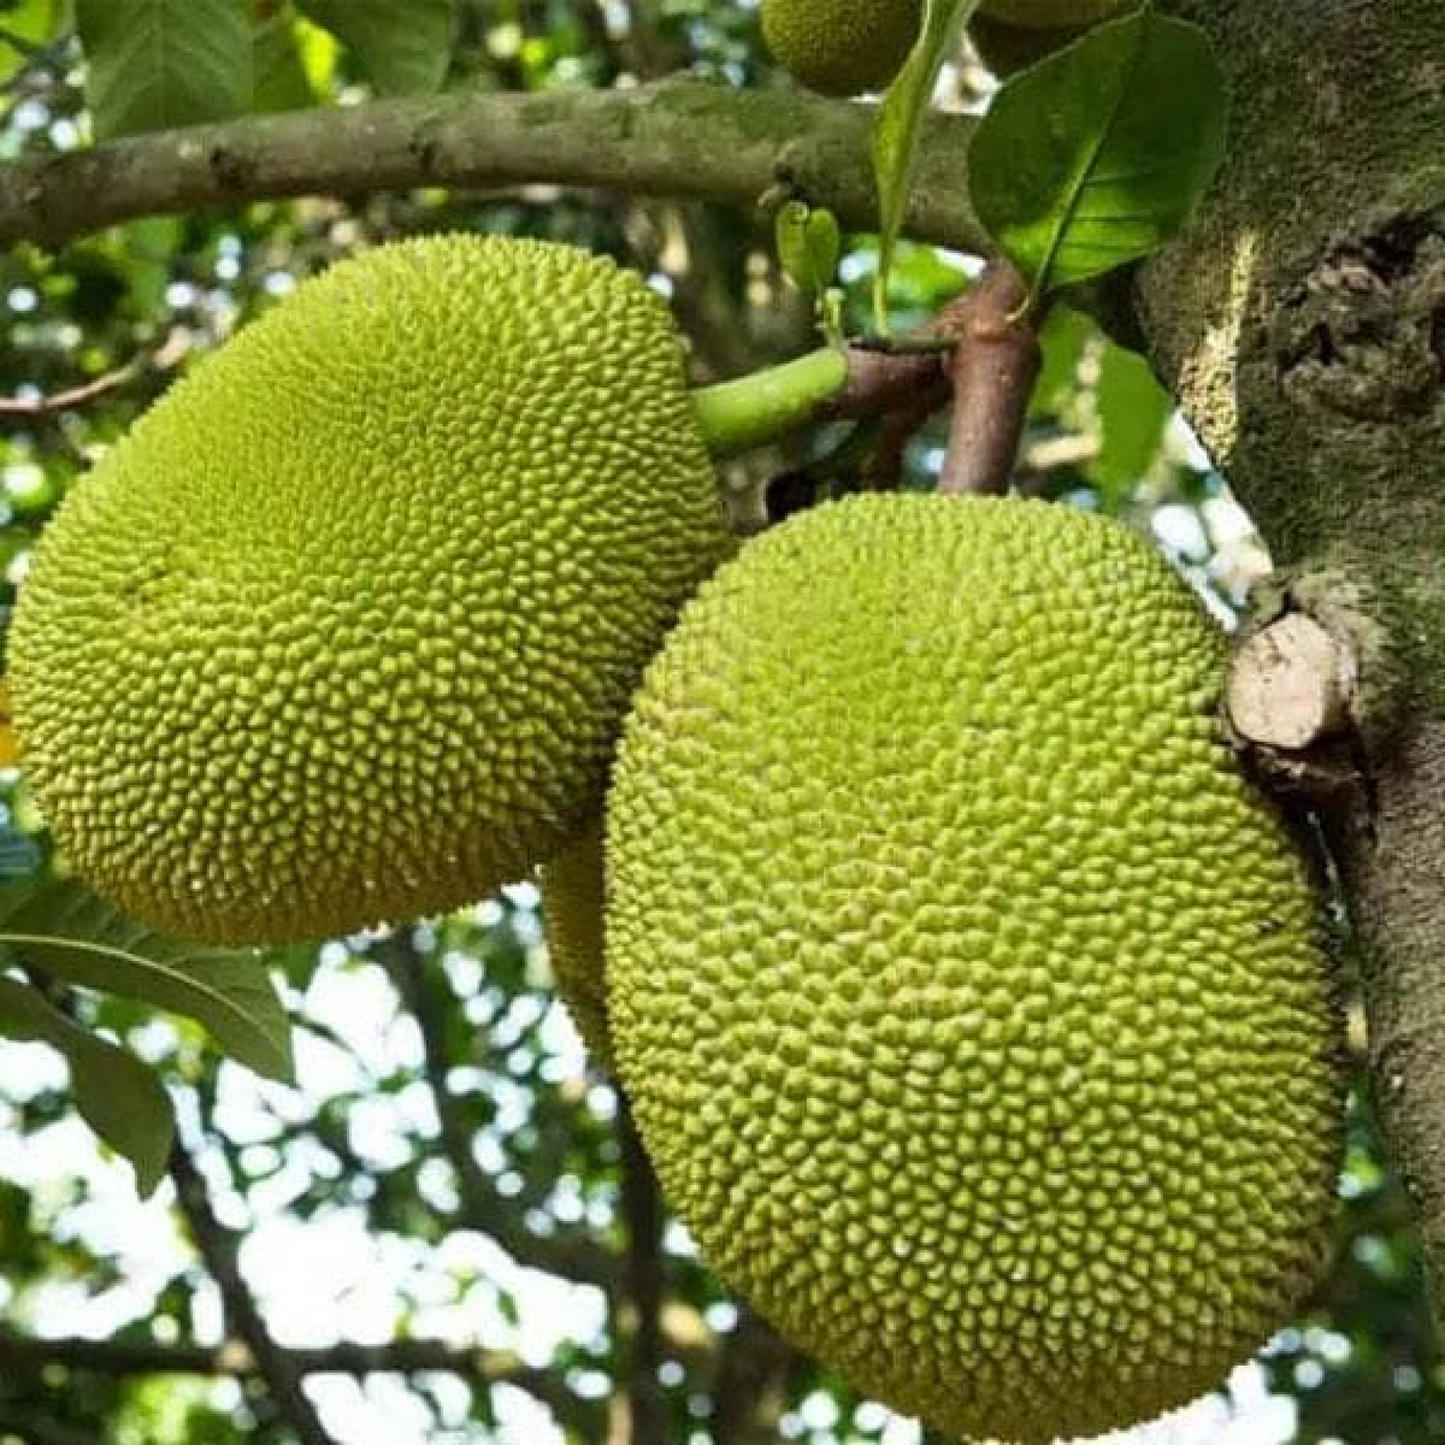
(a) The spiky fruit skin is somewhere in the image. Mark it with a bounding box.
[608,494,1345,1444]
[969,11,1089,76]
[11,235,728,945]
[762,0,924,97]
[538,818,613,1069]
[979,0,1127,28]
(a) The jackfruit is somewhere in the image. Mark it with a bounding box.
[762,0,924,97]
[10,235,729,945]
[978,0,1126,26]
[969,11,1090,76]
[607,493,1344,1443]
[538,817,613,1069]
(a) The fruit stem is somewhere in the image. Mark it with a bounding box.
[691,347,850,458]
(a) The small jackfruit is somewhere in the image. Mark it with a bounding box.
[978,0,1126,26]
[969,11,1091,76]
[762,0,924,97]
[11,235,728,945]
[538,817,613,1069]
[607,494,1344,1443]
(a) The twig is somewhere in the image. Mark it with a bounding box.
[0,367,141,418]
[938,262,1041,496]
[0,24,43,59]
[0,329,191,419]
[377,931,615,1288]
[613,1094,666,1445]
[167,1138,339,1445]
[0,1330,592,1418]
[709,1304,805,1445]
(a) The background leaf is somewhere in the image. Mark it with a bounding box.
[76,0,253,139]
[0,0,65,85]
[1089,339,1172,502]
[968,6,1227,298]
[870,0,975,332]
[294,0,453,96]
[0,881,294,1082]
[0,975,174,1195]
[252,8,317,114]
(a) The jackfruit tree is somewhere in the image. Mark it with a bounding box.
[0,2,1439,1444]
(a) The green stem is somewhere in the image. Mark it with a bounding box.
[690,347,850,458]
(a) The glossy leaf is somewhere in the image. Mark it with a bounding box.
[295,0,452,96]
[870,0,975,332]
[0,974,174,1194]
[968,6,1227,299]
[253,9,317,114]
[1,881,295,1082]
[76,0,253,139]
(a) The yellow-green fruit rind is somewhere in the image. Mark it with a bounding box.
[979,0,1126,27]
[608,494,1344,1444]
[762,0,923,97]
[11,235,728,945]
[539,818,613,1069]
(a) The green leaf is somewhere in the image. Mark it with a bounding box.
[0,0,65,84]
[0,975,175,1195]
[775,201,840,296]
[253,8,317,114]
[294,0,452,95]
[968,5,1227,299]
[76,0,253,139]
[0,881,294,1082]
[1090,338,1172,501]
[870,0,976,333]
[1028,304,1093,419]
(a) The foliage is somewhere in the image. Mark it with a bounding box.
[0,2,1433,1443]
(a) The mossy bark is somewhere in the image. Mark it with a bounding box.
[1138,0,1445,1304]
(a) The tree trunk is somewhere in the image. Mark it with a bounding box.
[1139,0,1445,1302]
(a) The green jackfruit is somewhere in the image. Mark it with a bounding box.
[762,0,924,97]
[11,235,728,945]
[607,494,1344,1443]
[969,11,1090,76]
[978,0,1126,26]
[538,817,613,1069]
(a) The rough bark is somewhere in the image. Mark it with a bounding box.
[1139,0,1445,1299]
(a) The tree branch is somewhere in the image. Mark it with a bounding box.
[377,932,616,1289]
[0,1330,595,1430]
[709,1304,805,1445]
[0,1410,99,1445]
[1138,0,1445,1307]
[938,262,1040,496]
[0,81,985,255]
[0,329,191,419]
[167,1140,339,1445]
[612,1094,666,1445]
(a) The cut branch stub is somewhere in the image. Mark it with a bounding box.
[1227,612,1356,752]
